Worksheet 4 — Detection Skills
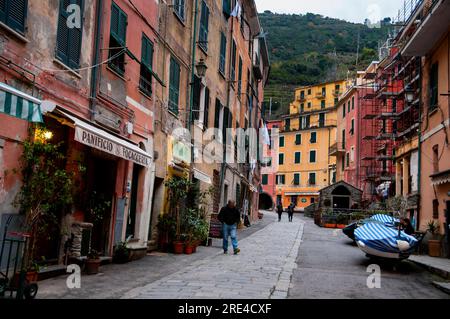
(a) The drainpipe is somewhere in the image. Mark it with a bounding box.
[188,0,199,167]
[89,0,103,121]
[417,57,423,231]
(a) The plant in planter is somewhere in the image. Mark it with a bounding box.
[427,220,441,257]
[14,129,74,277]
[85,249,101,275]
[113,239,131,264]
[336,214,348,228]
[156,214,176,252]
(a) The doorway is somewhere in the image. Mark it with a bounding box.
[446,201,450,259]
[331,185,351,209]
[86,154,117,255]
[127,164,143,239]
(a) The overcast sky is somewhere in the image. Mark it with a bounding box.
[255,0,405,24]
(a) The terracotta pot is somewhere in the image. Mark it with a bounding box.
[12,271,38,287]
[173,241,184,255]
[324,223,337,229]
[184,244,194,255]
[337,224,346,229]
[85,259,101,275]
[428,239,441,257]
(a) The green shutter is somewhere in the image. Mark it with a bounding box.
[1,0,28,34]
[294,174,300,185]
[295,152,301,164]
[223,0,231,17]
[219,33,226,74]
[214,99,221,130]
[199,1,209,51]
[57,0,83,69]
[279,153,284,165]
[279,136,284,147]
[295,134,301,145]
[111,2,127,46]
[169,57,180,114]
[203,87,210,128]
[238,56,243,95]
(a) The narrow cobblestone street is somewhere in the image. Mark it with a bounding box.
[37,212,449,299]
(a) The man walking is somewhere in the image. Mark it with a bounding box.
[276,203,283,222]
[218,200,241,255]
[288,203,294,222]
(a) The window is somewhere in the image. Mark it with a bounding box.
[310,132,317,143]
[285,119,290,131]
[429,62,439,112]
[173,0,185,21]
[199,1,209,52]
[279,136,285,147]
[308,102,312,108]
[343,103,346,118]
[311,197,315,204]
[109,2,127,75]
[0,0,28,34]
[347,101,351,113]
[169,57,181,114]
[276,175,285,185]
[352,96,355,110]
[350,119,354,135]
[341,155,345,171]
[307,89,311,95]
[350,147,355,162]
[342,130,346,149]
[237,56,243,96]
[139,34,154,96]
[334,98,339,106]
[295,152,301,164]
[321,100,325,109]
[309,150,317,163]
[432,144,439,173]
[295,134,302,145]
[309,173,316,185]
[319,113,325,127]
[262,174,268,185]
[231,40,237,84]
[300,91,305,99]
[222,106,230,143]
[346,152,350,167]
[219,32,226,75]
[293,173,300,185]
[279,153,284,165]
[335,84,340,91]
[56,0,83,70]
[300,103,304,113]
[322,87,326,96]
[214,99,222,131]
[432,199,439,219]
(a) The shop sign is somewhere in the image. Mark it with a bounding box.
[75,127,151,167]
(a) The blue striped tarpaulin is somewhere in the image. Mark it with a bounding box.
[370,214,399,225]
[0,82,43,123]
[355,222,418,254]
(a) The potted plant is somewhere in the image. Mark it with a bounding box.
[85,250,101,275]
[14,129,74,278]
[113,240,131,264]
[156,214,175,252]
[336,214,348,229]
[427,220,441,257]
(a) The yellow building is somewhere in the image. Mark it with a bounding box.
[275,80,348,210]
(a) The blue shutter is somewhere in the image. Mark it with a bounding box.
[3,0,28,34]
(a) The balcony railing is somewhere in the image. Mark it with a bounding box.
[329,142,346,156]
[315,92,326,99]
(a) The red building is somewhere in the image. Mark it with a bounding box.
[0,0,158,265]
[260,120,282,209]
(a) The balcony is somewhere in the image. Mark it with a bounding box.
[315,92,326,99]
[402,0,450,56]
[329,143,346,156]
[332,90,341,96]
[298,95,306,102]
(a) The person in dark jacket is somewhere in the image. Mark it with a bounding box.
[276,203,283,222]
[218,201,241,255]
[288,203,294,222]
[401,218,415,235]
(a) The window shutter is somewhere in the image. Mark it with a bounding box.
[294,174,300,185]
[56,0,70,64]
[203,87,210,128]
[4,0,28,33]
[199,1,209,51]
[223,0,231,17]
[214,99,221,130]
[192,76,201,121]
[68,0,83,69]
[219,33,226,74]
[169,58,180,114]
[111,3,127,46]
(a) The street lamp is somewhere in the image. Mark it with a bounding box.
[195,58,208,78]
[405,85,415,103]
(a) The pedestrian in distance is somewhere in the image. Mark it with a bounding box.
[276,203,283,222]
[288,203,294,222]
[218,200,241,255]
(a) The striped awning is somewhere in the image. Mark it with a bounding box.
[0,82,43,123]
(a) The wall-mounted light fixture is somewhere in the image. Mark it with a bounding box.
[195,58,207,78]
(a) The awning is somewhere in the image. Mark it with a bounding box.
[430,170,450,186]
[285,192,320,196]
[58,110,152,167]
[0,82,43,122]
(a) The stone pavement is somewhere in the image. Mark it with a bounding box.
[409,255,450,280]
[122,214,304,299]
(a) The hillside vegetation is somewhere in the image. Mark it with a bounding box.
[259,11,391,118]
